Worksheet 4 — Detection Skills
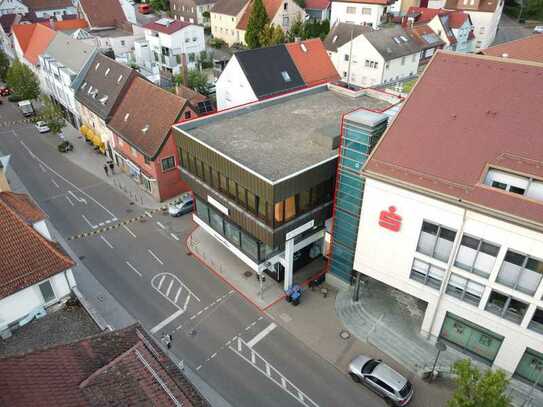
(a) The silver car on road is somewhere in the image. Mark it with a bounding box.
[348,355,413,406]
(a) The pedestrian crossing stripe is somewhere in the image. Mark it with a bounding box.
[67,206,169,240]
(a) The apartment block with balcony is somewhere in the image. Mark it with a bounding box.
[143,18,205,77]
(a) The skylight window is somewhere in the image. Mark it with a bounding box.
[99,95,109,105]
[332,35,338,43]
[400,35,409,43]
[87,85,93,94]
[281,71,291,82]
[142,124,150,133]
[81,82,87,90]
[95,62,100,70]
[105,68,110,76]
[393,37,401,44]
[300,43,307,52]
[124,113,130,122]
[117,74,123,83]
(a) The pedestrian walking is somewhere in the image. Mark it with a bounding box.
[109,161,114,174]
[161,332,173,349]
[103,164,109,176]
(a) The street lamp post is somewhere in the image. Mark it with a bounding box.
[430,341,447,381]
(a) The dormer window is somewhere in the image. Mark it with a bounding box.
[99,95,109,105]
[484,168,543,201]
[281,71,291,82]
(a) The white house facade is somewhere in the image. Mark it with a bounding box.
[354,177,543,377]
[0,0,27,15]
[330,0,393,28]
[216,54,257,110]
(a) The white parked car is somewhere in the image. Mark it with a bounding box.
[534,26,543,34]
[35,121,50,133]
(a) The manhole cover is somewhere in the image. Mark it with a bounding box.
[243,270,253,278]
[78,255,85,260]
[129,202,135,205]
[340,330,351,340]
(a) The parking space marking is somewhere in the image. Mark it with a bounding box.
[65,195,74,206]
[170,233,180,241]
[157,221,166,230]
[174,287,182,303]
[82,214,97,229]
[125,261,142,277]
[100,235,114,249]
[148,249,164,265]
[230,337,319,407]
[122,224,137,238]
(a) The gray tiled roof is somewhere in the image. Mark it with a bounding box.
[323,22,372,53]
[364,26,426,61]
[211,0,248,16]
[43,31,96,73]
[75,53,137,121]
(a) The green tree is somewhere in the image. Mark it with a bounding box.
[0,50,10,82]
[40,96,65,136]
[149,0,168,12]
[258,24,285,47]
[448,359,510,407]
[245,0,269,48]
[286,18,304,42]
[173,69,211,95]
[293,0,305,7]
[287,18,330,42]
[6,60,40,101]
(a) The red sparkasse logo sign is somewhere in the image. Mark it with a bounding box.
[379,206,401,232]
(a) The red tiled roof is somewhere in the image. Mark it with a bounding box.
[285,39,339,85]
[48,18,89,31]
[237,0,283,30]
[364,51,543,228]
[23,23,56,65]
[304,0,330,9]
[0,197,74,299]
[108,77,187,158]
[0,325,209,406]
[0,191,46,223]
[405,7,470,28]
[482,35,543,64]
[144,19,191,34]
[332,0,393,5]
[22,0,73,10]
[12,23,36,54]
[78,0,128,29]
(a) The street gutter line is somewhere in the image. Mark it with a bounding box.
[170,233,179,241]
[148,249,164,265]
[125,261,142,277]
[100,235,114,249]
[122,224,137,238]
[19,140,118,219]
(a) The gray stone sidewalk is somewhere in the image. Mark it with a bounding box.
[59,124,177,210]
[336,279,543,407]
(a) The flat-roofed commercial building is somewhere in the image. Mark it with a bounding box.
[354,51,543,380]
[173,84,395,290]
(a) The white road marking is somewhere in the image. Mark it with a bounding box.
[247,323,277,348]
[122,224,136,238]
[150,308,185,334]
[82,214,97,229]
[145,211,153,218]
[148,249,164,265]
[67,190,87,205]
[51,178,60,188]
[182,294,191,309]
[157,275,165,290]
[100,235,114,249]
[230,337,319,407]
[166,280,174,297]
[65,195,74,206]
[125,261,142,277]
[170,233,179,241]
[174,287,182,304]
[20,140,117,218]
[39,164,46,173]
[151,272,201,303]
[156,221,166,229]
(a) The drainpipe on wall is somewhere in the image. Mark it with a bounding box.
[425,206,468,340]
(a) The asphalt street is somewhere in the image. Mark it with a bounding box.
[0,100,385,407]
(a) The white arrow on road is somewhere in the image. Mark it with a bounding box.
[67,190,87,205]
